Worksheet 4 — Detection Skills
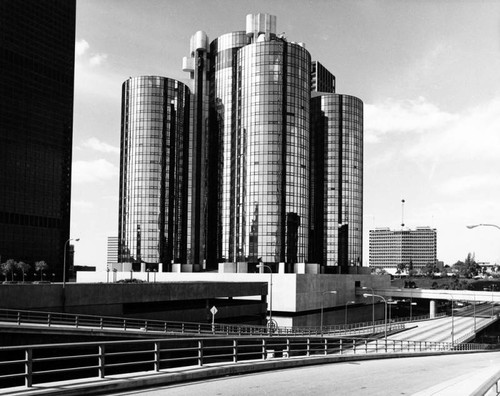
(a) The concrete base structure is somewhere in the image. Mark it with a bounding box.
[76,271,391,327]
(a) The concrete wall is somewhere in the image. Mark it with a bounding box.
[0,282,267,324]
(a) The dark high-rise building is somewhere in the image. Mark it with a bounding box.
[0,0,76,280]
[118,76,190,270]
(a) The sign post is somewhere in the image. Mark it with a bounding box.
[210,306,218,333]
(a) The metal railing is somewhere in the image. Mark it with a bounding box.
[0,335,491,391]
[470,368,500,396]
[0,308,417,338]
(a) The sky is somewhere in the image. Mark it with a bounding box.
[72,0,500,270]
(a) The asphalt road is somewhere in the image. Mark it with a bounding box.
[110,351,500,396]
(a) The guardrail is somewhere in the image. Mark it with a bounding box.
[0,308,411,338]
[470,368,500,396]
[0,335,491,391]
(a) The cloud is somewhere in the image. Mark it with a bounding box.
[76,39,89,56]
[82,137,120,154]
[89,53,108,67]
[365,96,500,161]
[72,159,119,184]
[365,97,457,142]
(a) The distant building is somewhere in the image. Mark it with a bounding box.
[369,227,437,274]
[107,237,118,268]
[0,0,76,281]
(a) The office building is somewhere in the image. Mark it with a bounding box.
[107,237,118,268]
[0,0,76,280]
[369,227,437,274]
[118,76,190,270]
[118,13,363,272]
[310,94,363,272]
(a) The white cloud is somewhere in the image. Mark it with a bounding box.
[89,53,108,67]
[365,97,457,142]
[75,39,89,56]
[82,137,120,154]
[365,96,500,162]
[72,159,119,184]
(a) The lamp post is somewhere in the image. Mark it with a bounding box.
[362,286,375,333]
[344,300,356,329]
[448,293,455,346]
[387,299,397,330]
[257,263,273,333]
[466,224,500,231]
[363,293,387,345]
[146,268,150,282]
[63,238,79,288]
[320,290,337,336]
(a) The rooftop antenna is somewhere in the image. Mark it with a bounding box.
[401,199,405,228]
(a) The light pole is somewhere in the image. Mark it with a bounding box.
[257,263,273,332]
[320,290,337,336]
[363,293,387,345]
[63,238,79,288]
[448,293,455,346]
[362,286,375,333]
[344,300,356,329]
[466,224,500,230]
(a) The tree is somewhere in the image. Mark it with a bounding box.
[1,259,18,281]
[453,253,480,278]
[423,262,438,277]
[17,261,31,282]
[396,262,407,277]
[35,261,49,281]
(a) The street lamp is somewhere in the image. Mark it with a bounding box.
[257,263,273,332]
[466,224,500,230]
[448,293,455,346]
[363,293,387,346]
[63,238,79,288]
[362,286,375,333]
[387,299,397,328]
[344,300,356,329]
[320,290,337,336]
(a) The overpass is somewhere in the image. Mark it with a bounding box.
[363,287,500,303]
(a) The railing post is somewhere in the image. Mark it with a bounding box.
[100,317,104,329]
[353,340,356,354]
[262,339,266,360]
[365,340,368,354]
[75,316,79,328]
[198,324,201,334]
[17,311,21,325]
[164,322,167,333]
[233,339,238,363]
[47,313,51,327]
[393,340,396,352]
[324,338,328,355]
[154,341,160,371]
[198,340,203,366]
[307,338,310,357]
[123,319,126,330]
[182,323,185,334]
[25,348,32,387]
[98,344,105,378]
[144,321,148,332]
[339,339,343,355]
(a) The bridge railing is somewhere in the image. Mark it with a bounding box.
[0,308,415,338]
[0,335,491,391]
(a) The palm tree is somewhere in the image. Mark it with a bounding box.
[18,261,31,282]
[2,259,18,281]
[35,261,49,281]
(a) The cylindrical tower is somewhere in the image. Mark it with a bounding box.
[310,94,363,272]
[236,40,311,264]
[118,76,190,270]
[209,31,249,263]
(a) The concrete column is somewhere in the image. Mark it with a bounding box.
[429,300,436,318]
[158,263,163,273]
[140,262,146,272]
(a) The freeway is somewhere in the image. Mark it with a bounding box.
[108,351,500,396]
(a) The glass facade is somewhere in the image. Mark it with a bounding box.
[310,94,363,271]
[118,76,190,269]
[0,0,76,280]
[209,31,249,263]
[236,41,311,264]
